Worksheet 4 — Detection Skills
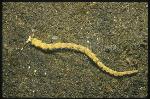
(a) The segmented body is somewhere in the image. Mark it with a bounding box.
[27,36,138,77]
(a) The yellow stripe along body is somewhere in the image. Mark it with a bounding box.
[30,37,138,77]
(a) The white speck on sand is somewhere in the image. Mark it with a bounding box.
[96,38,99,41]
[87,40,90,43]
[52,36,58,40]
[31,29,37,32]
[44,72,47,75]
[34,70,37,73]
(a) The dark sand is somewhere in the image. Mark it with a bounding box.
[2,2,148,98]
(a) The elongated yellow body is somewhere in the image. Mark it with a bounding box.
[27,36,138,77]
